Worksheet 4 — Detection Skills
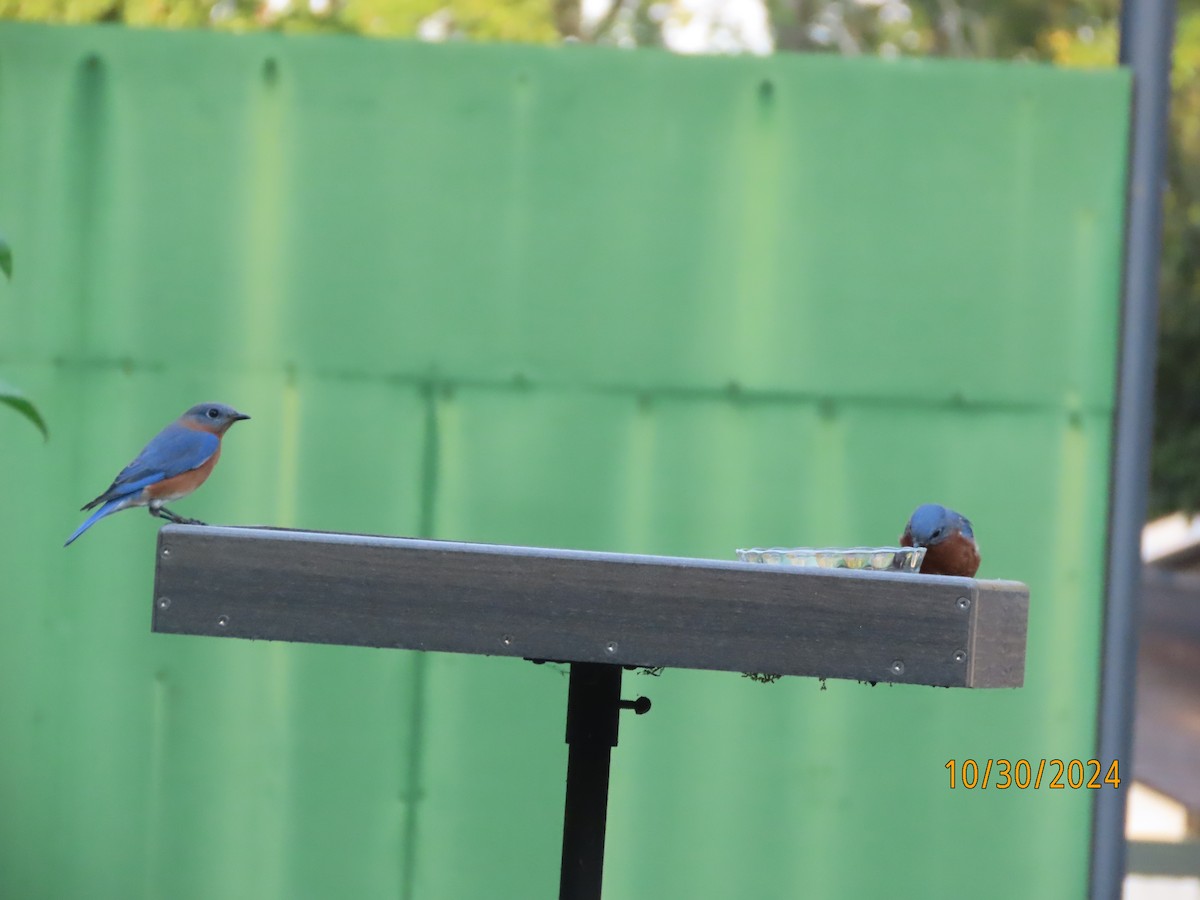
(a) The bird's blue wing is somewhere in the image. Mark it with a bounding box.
[85,423,219,508]
[126,423,219,479]
[955,513,975,540]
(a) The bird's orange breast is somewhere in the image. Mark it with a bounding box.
[919,533,981,578]
[142,444,222,503]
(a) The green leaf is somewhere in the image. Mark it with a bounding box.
[0,381,48,439]
[0,234,10,281]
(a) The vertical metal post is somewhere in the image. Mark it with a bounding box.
[559,663,622,900]
[1094,4,1178,898]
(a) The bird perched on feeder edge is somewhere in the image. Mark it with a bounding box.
[64,402,250,547]
[899,503,981,577]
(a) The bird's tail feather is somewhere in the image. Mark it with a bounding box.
[64,498,129,547]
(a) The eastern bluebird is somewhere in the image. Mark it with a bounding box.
[899,503,981,577]
[65,402,250,547]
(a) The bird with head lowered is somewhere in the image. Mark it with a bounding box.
[899,503,981,578]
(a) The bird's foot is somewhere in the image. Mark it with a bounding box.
[155,507,207,526]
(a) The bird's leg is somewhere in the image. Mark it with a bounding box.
[148,504,175,522]
[151,505,207,526]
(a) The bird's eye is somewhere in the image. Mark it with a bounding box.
[931,528,943,539]
[207,408,220,419]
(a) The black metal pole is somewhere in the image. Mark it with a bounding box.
[1093,4,1177,899]
[559,662,623,900]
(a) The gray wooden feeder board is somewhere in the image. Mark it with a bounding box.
[152,525,1027,687]
[150,524,1030,899]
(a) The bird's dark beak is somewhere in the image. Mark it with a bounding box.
[234,412,251,421]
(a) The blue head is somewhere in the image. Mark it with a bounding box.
[903,503,974,547]
[179,402,250,435]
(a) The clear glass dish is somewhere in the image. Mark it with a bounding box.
[735,546,926,572]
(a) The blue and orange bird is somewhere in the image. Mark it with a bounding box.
[899,503,981,577]
[65,402,250,547]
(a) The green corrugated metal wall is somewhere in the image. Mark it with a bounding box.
[0,22,1129,899]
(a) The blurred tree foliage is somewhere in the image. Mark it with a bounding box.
[0,0,557,39]
[3,0,1197,511]
[1149,9,1200,515]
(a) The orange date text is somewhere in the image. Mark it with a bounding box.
[945,758,1121,790]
